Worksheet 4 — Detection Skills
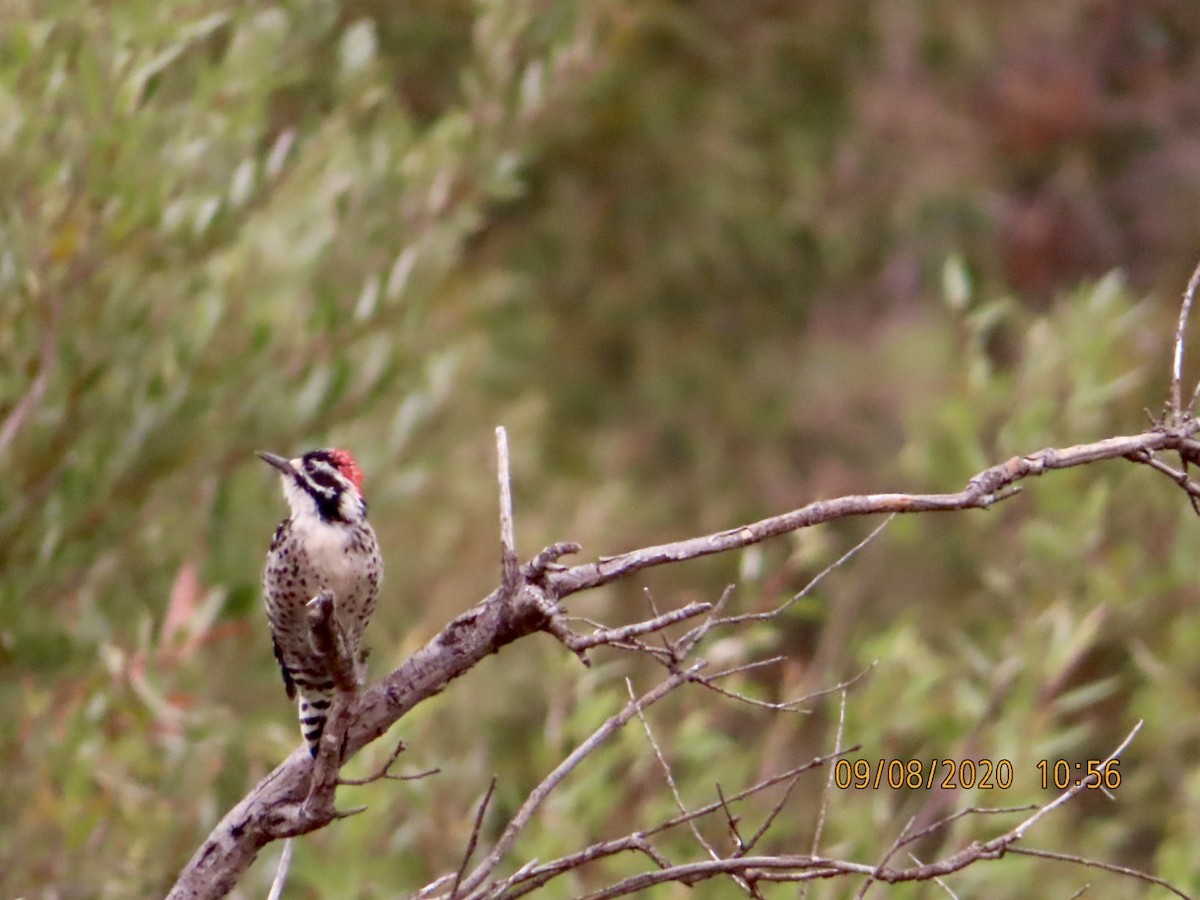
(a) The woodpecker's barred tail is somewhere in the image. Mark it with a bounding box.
[258,448,383,758]
[296,682,336,755]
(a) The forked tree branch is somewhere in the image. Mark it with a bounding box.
[167,416,1199,899]
[169,273,1200,900]
[477,723,1174,900]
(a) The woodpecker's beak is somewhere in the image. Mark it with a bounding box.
[257,451,294,475]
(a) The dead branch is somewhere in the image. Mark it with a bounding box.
[336,739,432,787]
[265,837,293,900]
[627,678,724,875]
[1008,847,1192,899]
[496,426,519,590]
[451,777,498,899]
[551,424,1200,596]
[453,663,705,897]
[507,721,1153,900]
[1174,257,1200,416]
[307,591,359,694]
[466,748,859,900]
[167,416,1200,898]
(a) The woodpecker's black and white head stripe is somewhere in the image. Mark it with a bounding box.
[257,448,368,525]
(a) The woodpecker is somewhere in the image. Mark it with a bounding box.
[258,448,382,757]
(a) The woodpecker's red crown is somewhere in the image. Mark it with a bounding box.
[326,448,365,494]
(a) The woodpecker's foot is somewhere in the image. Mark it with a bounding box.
[306,590,336,610]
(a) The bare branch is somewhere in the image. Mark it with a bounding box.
[694,658,876,714]
[471,833,673,900]
[548,426,1200,597]
[1125,448,1200,498]
[337,738,429,787]
[456,665,703,897]
[473,749,859,900]
[627,678,721,868]
[670,586,735,661]
[307,591,358,694]
[718,514,896,631]
[553,719,1161,900]
[266,838,294,900]
[451,777,498,899]
[303,690,357,818]
[856,816,918,900]
[739,765,805,859]
[539,611,593,667]
[802,686,849,900]
[299,590,365,818]
[647,747,859,842]
[715,783,746,853]
[560,602,712,653]
[895,805,1037,854]
[1009,720,1142,840]
[496,426,519,590]
[1174,257,1200,417]
[169,415,1199,898]
[1008,847,1192,899]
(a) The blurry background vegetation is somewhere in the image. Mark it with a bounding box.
[4,0,1200,896]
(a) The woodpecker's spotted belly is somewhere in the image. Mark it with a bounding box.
[258,448,382,757]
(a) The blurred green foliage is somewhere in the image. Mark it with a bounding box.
[4,0,1200,896]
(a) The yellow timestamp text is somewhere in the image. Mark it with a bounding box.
[1037,759,1121,790]
[834,758,1014,790]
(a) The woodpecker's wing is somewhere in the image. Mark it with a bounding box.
[273,636,297,699]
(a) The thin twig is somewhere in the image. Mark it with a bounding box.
[671,586,735,661]
[304,689,358,816]
[647,747,860,841]
[337,739,434,786]
[693,660,874,713]
[496,427,519,589]
[1125,449,1200,498]
[1174,257,1200,417]
[802,685,850,900]
[715,783,746,853]
[558,725,1173,900]
[451,776,498,899]
[706,656,788,681]
[472,749,860,900]
[1008,846,1192,899]
[627,678,720,864]
[739,766,805,858]
[266,837,294,900]
[1010,721,1142,840]
[713,787,770,900]
[457,665,704,896]
[906,853,962,900]
[857,816,917,899]
[895,805,1037,853]
[564,602,712,652]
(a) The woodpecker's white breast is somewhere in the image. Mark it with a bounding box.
[290,511,360,597]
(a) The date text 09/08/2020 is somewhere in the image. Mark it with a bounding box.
[833,758,1122,791]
